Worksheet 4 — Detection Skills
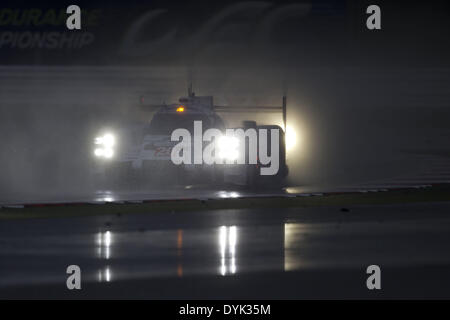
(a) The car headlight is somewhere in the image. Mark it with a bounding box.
[217,136,239,161]
[285,125,296,151]
[94,133,115,159]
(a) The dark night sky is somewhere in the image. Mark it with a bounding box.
[0,0,449,67]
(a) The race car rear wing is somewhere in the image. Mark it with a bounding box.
[214,95,287,131]
[139,92,288,131]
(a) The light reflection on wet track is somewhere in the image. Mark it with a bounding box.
[0,182,438,206]
[2,202,450,292]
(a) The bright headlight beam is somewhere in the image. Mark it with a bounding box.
[103,148,114,159]
[94,148,104,157]
[94,137,103,145]
[102,134,115,147]
[217,136,239,161]
[285,125,296,151]
[94,133,116,159]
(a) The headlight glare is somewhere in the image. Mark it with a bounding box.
[217,136,239,161]
[285,125,296,151]
[94,133,116,159]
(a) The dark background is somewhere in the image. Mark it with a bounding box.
[1,0,449,67]
[0,0,449,198]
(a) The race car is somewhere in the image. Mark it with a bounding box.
[91,87,288,187]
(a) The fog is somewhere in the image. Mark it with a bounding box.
[1,1,449,202]
[0,64,449,202]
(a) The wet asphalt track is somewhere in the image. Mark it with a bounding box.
[1,152,450,207]
[1,201,450,299]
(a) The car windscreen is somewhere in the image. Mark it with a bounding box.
[145,113,212,135]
